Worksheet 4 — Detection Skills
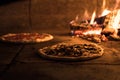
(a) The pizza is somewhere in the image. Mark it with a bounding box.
[38,43,104,61]
[0,33,53,43]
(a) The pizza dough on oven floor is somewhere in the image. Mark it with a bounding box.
[38,43,104,61]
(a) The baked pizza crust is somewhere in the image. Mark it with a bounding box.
[38,43,104,61]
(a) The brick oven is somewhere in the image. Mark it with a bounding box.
[0,0,120,80]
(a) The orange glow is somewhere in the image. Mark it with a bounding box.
[100,0,111,17]
[90,11,96,24]
[101,9,111,16]
[114,0,120,9]
[102,0,106,9]
[112,1,120,37]
[84,10,89,20]
[70,0,120,37]
[83,28,102,35]
[111,10,120,36]
[75,15,79,21]
[112,10,120,29]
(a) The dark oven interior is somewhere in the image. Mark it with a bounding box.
[0,0,119,33]
[1,0,120,80]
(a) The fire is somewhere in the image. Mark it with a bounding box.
[90,11,96,25]
[83,28,102,35]
[102,0,106,9]
[114,0,120,9]
[111,10,120,37]
[75,15,79,21]
[100,0,111,16]
[70,0,120,37]
[101,9,111,16]
[69,0,120,43]
[112,10,120,29]
[83,10,89,20]
[82,10,102,35]
[101,0,120,38]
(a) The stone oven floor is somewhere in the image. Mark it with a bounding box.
[0,32,120,80]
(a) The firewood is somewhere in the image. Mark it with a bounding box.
[101,27,115,35]
[103,9,120,36]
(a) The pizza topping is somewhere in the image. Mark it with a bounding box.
[40,43,103,57]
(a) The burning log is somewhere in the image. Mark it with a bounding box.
[70,19,104,35]
[70,17,105,43]
[101,28,115,36]
[102,9,120,40]
[70,9,120,43]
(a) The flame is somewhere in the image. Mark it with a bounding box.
[75,15,79,21]
[90,11,96,24]
[83,28,102,35]
[70,15,79,25]
[112,10,120,36]
[101,9,111,16]
[100,0,111,17]
[112,10,120,29]
[102,0,106,10]
[84,10,89,20]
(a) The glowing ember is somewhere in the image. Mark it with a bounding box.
[83,28,102,35]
